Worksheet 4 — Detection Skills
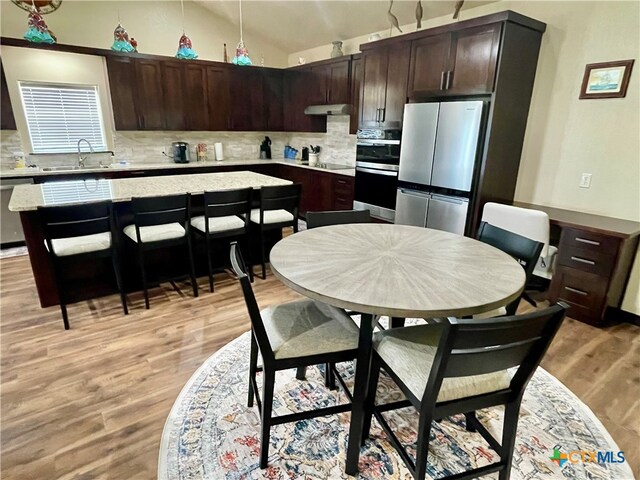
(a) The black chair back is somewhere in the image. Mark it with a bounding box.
[131,193,190,228]
[203,188,253,219]
[39,201,113,242]
[260,184,301,216]
[477,221,544,314]
[229,242,275,363]
[306,209,371,229]
[422,303,567,407]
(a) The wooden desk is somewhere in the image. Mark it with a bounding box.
[270,224,525,474]
[515,202,640,326]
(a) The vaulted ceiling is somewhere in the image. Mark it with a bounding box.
[194,1,497,53]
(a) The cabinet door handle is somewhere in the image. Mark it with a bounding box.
[571,256,596,265]
[440,71,446,90]
[381,108,386,123]
[375,108,380,123]
[446,70,453,90]
[576,237,600,246]
[564,286,588,296]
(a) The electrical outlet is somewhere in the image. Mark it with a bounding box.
[579,173,592,188]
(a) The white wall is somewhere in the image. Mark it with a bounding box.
[0,1,288,67]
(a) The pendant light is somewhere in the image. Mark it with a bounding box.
[232,0,252,66]
[176,0,198,60]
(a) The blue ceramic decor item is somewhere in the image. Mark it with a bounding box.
[232,40,252,66]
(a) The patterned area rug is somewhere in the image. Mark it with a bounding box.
[159,331,633,480]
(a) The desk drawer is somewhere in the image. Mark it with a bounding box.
[556,245,616,276]
[560,227,620,253]
[549,266,608,323]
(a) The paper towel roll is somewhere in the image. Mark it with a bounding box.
[214,143,224,161]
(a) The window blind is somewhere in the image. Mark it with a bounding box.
[20,83,107,154]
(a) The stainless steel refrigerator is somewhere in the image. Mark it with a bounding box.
[395,100,485,235]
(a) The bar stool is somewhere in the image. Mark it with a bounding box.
[249,184,301,279]
[39,201,128,330]
[123,193,197,309]
[191,187,253,292]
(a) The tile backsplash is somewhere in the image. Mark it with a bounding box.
[1,115,356,169]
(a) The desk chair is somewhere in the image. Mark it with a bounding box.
[475,221,543,318]
[191,188,253,292]
[363,303,568,480]
[249,184,301,279]
[482,202,557,303]
[123,193,197,309]
[40,201,128,330]
[230,242,358,468]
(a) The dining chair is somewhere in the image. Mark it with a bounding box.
[123,193,197,309]
[482,202,557,305]
[297,208,371,389]
[248,184,301,279]
[362,303,568,480]
[191,188,253,292]
[39,200,128,330]
[230,241,358,468]
[475,221,544,318]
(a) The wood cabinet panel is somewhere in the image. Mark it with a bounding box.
[448,24,501,94]
[229,68,264,131]
[263,70,284,131]
[134,59,165,130]
[360,49,388,127]
[283,70,326,133]
[1,59,16,130]
[382,42,410,128]
[205,66,230,131]
[408,33,451,97]
[161,61,186,131]
[327,61,350,104]
[184,64,209,131]
[105,56,138,131]
[349,56,362,134]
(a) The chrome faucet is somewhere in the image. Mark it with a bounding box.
[77,139,94,168]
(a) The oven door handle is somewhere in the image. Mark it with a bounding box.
[356,167,398,177]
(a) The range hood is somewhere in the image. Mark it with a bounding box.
[304,104,352,115]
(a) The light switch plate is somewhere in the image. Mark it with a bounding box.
[579,173,592,188]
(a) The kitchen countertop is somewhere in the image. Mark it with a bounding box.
[0,158,355,179]
[8,170,291,212]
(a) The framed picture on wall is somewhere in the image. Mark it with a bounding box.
[579,60,634,99]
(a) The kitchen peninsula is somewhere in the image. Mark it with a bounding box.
[9,170,291,307]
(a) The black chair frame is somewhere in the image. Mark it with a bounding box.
[192,188,253,292]
[254,184,301,279]
[477,221,544,315]
[40,200,128,330]
[230,241,356,468]
[362,303,568,480]
[127,193,198,309]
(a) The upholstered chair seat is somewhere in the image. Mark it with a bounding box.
[123,223,185,243]
[261,300,359,359]
[46,232,111,257]
[374,325,511,402]
[190,215,245,234]
[248,209,295,225]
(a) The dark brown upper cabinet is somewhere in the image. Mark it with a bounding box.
[134,59,165,130]
[229,67,265,131]
[105,56,139,131]
[311,59,350,105]
[161,61,186,131]
[183,63,209,131]
[205,65,231,131]
[360,42,410,128]
[349,55,362,134]
[283,69,326,133]
[262,69,285,131]
[1,58,17,130]
[408,23,501,97]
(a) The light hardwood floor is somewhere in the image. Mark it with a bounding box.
[1,253,638,479]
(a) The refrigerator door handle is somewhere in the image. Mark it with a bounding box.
[431,194,467,204]
[399,189,431,199]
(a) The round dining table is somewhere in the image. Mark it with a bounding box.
[269,223,525,475]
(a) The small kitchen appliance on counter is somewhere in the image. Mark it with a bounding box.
[172,142,191,163]
[260,136,272,159]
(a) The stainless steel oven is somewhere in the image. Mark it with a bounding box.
[353,129,401,222]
